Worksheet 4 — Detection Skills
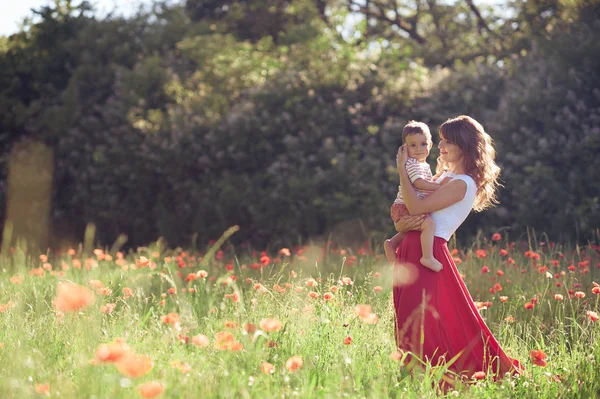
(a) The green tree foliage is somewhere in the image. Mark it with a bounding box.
[184,0,326,43]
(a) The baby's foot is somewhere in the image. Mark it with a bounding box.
[384,240,396,264]
[420,256,443,272]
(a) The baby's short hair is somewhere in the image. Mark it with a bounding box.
[402,121,432,143]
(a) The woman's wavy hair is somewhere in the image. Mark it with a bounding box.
[436,115,502,212]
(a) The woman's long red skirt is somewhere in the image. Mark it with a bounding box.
[393,231,521,384]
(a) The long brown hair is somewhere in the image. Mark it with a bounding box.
[436,115,501,212]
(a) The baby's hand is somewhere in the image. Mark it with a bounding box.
[396,145,408,169]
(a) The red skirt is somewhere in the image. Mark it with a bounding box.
[393,231,522,385]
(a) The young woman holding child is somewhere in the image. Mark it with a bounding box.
[392,115,522,387]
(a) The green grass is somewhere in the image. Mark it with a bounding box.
[0,230,599,398]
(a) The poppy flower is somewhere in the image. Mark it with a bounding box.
[35,383,50,396]
[214,331,243,351]
[160,313,181,331]
[9,275,24,285]
[137,257,150,267]
[524,302,535,310]
[259,318,283,332]
[554,294,564,300]
[574,291,586,299]
[340,277,353,286]
[243,323,257,333]
[344,336,352,345]
[115,352,153,378]
[100,303,116,314]
[260,255,271,266]
[472,371,486,380]
[122,287,133,299]
[279,248,291,257]
[192,334,210,347]
[137,381,164,398]
[530,349,547,367]
[258,361,275,375]
[197,270,208,278]
[323,292,334,301]
[171,360,192,373]
[285,356,303,372]
[273,284,286,294]
[587,311,599,322]
[305,278,317,287]
[224,321,238,329]
[0,301,14,313]
[53,282,95,312]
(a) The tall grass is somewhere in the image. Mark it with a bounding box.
[0,229,599,398]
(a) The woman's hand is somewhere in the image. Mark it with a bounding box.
[394,214,426,233]
[396,144,408,170]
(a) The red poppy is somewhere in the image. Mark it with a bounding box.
[53,282,95,312]
[35,383,50,395]
[530,349,547,367]
[261,362,275,374]
[192,334,210,347]
[115,352,153,378]
[259,318,283,332]
[137,381,164,398]
[472,371,486,380]
[286,356,303,372]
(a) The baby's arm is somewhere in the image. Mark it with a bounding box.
[413,178,443,191]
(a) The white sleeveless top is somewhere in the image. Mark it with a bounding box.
[430,173,477,241]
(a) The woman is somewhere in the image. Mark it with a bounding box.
[393,115,521,386]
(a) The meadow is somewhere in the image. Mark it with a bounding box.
[1,226,599,398]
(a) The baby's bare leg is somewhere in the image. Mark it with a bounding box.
[419,217,443,272]
[384,233,403,263]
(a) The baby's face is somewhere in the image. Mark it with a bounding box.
[404,133,432,162]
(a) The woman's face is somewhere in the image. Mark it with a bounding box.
[438,134,463,164]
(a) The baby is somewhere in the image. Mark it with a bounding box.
[383,121,450,271]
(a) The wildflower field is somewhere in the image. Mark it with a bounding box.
[1,226,600,398]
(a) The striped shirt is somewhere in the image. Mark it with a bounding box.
[394,157,434,204]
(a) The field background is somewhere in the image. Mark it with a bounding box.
[1,228,600,397]
[1,0,599,252]
[1,0,600,397]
